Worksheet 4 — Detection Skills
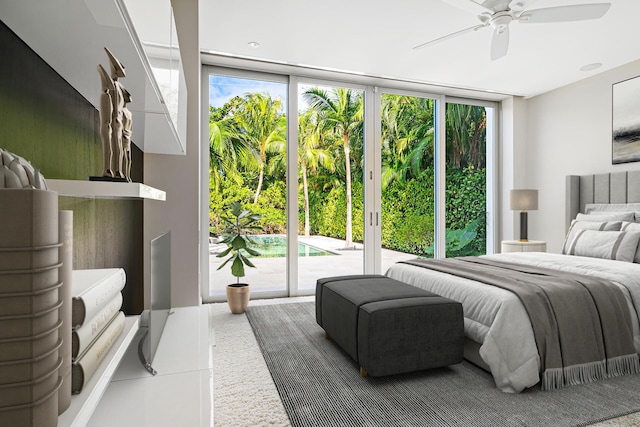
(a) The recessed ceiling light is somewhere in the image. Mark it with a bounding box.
[580,63,602,72]
[248,41,260,48]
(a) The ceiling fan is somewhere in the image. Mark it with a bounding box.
[414,0,611,60]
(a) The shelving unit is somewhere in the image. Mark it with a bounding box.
[48,180,166,201]
[58,316,140,427]
[0,0,185,155]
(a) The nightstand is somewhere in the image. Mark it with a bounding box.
[501,240,546,253]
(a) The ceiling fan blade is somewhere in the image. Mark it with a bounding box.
[441,0,493,16]
[413,24,487,50]
[519,3,611,23]
[509,0,541,12]
[490,26,509,60]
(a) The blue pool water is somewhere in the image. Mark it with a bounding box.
[250,236,335,258]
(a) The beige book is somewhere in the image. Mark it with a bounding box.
[72,293,123,359]
[71,268,126,328]
[58,209,73,415]
[71,311,125,394]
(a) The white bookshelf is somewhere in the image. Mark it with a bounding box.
[47,180,166,201]
[58,316,140,427]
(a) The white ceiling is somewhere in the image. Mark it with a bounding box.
[199,0,640,98]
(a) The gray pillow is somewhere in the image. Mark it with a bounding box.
[566,229,640,263]
[585,203,640,216]
[576,212,635,222]
[621,221,640,263]
[562,220,622,254]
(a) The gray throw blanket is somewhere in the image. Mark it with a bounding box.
[401,257,640,390]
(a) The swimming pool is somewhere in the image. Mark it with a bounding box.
[249,235,336,258]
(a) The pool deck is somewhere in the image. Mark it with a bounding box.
[208,235,417,299]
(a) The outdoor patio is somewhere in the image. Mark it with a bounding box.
[208,235,417,297]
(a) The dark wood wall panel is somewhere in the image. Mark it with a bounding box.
[0,19,144,314]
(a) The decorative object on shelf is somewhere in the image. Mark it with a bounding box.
[71,312,125,394]
[58,210,73,414]
[70,268,126,394]
[612,75,640,164]
[0,148,47,189]
[510,189,538,242]
[216,201,263,314]
[122,88,133,182]
[0,189,61,427]
[137,231,172,376]
[94,47,132,182]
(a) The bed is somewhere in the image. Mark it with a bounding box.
[385,171,640,393]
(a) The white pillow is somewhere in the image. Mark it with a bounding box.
[566,229,640,262]
[621,222,640,263]
[562,220,622,255]
[576,212,635,222]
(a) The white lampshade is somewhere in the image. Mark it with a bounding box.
[510,189,538,211]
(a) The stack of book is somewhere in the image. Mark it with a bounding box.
[70,268,126,394]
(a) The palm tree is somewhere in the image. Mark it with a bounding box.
[209,100,254,192]
[298,109,334,236]
[303,87,363,248]
[234,93,287,203]
[380,94,435,186]
[445,103,486,169]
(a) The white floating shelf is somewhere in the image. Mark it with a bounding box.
[48,180,166,201]
[58,316,140,427]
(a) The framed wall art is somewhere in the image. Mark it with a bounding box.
[613,75,640,164]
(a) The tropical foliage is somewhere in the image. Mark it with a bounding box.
[216,201,264,283]
[209,86,487,257]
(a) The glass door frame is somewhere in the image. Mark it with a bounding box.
[201,65,290,302]
[366,90,499,272]
[201,62,500,303]
[366,87,444,274]
[292,77,368,295]
[444,96,499,256]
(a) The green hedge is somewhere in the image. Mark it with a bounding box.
[211,166,486,257]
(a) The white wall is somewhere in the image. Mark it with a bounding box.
[500,96,530,244]
[525,60,640,253]
[144,0,201,308]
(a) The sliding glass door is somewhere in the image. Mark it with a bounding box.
[202,65,498,302]
[207,70,288,298]
[296,82,365,291]
[379,92,437,272]
[444,101,493,257]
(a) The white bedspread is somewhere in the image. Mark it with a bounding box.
[385,252,640,393]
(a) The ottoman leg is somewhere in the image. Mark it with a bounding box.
[360,367,368,378]
[324,331,330,340]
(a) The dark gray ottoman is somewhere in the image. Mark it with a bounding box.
[316,275,464,377]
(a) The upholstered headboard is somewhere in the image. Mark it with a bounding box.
[566,171,640,230]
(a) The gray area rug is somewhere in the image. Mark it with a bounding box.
[245,301,640,427]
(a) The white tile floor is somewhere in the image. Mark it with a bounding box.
[87,305,213,427]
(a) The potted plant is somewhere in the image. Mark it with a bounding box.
[216,201,263,314]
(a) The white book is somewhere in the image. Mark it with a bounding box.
[71,311,125,394]
[71,268,126,328]
[72,293,123,360]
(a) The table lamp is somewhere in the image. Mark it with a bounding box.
[510,189,538,242]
